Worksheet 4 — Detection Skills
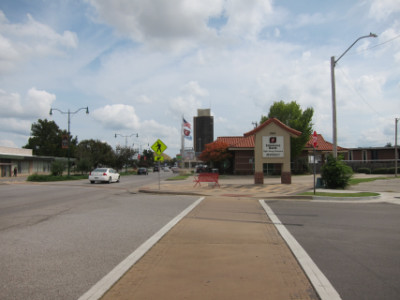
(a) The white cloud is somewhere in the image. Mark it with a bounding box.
[136,95,152,104]
[0,88,55,118]
[0,10,78,74]
[181,81,209,97]
[369,0,400,21]
[91,104,140,130]
[85,0,223,51]
[0,117,32,135]
[287,12,330,29]
[220,0,274,41]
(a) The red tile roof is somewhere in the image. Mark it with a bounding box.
[211,130,345,153]
[305,134,347,152]
[216,136,254,148]
[244,118,302,137]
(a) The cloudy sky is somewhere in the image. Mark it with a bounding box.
[0,0,399,157]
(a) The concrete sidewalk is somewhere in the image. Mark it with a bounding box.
[102,196,319,300]
[97,176,319,300]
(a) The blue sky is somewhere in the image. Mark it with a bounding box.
[0,0,399,156]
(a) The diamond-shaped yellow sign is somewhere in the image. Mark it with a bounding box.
[151,139,167,155]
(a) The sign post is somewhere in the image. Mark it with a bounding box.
[151,139,167,190]
[312,131,318,195]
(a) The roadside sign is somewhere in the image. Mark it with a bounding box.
[62,135,69,149]
[151,139,167,155]
[312,131,318,148]
[154,155,164,162]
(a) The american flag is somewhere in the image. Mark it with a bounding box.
[183,118,191,129]
[183,117,192,140]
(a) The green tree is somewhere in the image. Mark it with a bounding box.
[139,149,154,167]
[260,101,313,159]
[76,139,115,169]
[23,119,78,157]
[76,158,92,174]
[115,145,137,172]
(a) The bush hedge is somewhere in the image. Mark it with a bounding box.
[356,167,371,174]
[321,155,353,189]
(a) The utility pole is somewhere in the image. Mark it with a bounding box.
[330,33,377,158]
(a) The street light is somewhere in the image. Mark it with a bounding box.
[330,33,378,158]
[49,106,89,176]
[114,133,139,147]
[115,133,139,173]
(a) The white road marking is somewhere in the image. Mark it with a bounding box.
[78,197,205,300]
[259,200,342,300]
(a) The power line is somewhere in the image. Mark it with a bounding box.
[336,64,383,117]
[365,34,400,51]
[333,34,400,117]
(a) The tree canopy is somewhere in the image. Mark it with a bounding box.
[199,141,232,167]
[260,101,314,159]
[23,119,78,157]
[75,139,115,169]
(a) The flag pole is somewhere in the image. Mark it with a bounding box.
[181,115,184,169]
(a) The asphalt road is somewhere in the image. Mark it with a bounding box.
[267,200,400,300]
[0,173,199,300]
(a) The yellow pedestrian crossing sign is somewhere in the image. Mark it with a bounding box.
[154,155,164,162]
[151,139,167,155]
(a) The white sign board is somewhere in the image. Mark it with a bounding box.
[262,136,284,158]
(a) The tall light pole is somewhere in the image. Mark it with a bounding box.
[114,133,139,147]
[331,33,377,158]
[50,107,89,176]
[115,133,139,173]
[396,118,399,177]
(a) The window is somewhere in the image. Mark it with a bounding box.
[362,150,368,161]
[371,150,378,160]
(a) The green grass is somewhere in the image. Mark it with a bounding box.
[348,177,392,185]
[27,174,87,182]
[301,191,379,197]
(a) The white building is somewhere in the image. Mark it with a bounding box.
[0,146,59,177]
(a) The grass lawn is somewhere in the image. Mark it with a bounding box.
[348,177,392,185]
[301,191,380,197]
[27,174,88,182]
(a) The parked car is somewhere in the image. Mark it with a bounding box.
[194,164,208,173]
[153,165,159,172]
[163,166,170,172]
[89,168,120,184]
[137,167,148,175]
[171,166,179,173]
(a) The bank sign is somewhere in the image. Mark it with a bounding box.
[262,136,284,157]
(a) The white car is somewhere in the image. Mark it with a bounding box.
[89,168,120,184]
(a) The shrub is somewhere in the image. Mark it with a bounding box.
[51,160,66,176]
[321,155,353,189]
[388,167,400,174]
[27,174,49,181]
[371,168,389,174]
[356,167,371,174]
[77,158,92,174]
